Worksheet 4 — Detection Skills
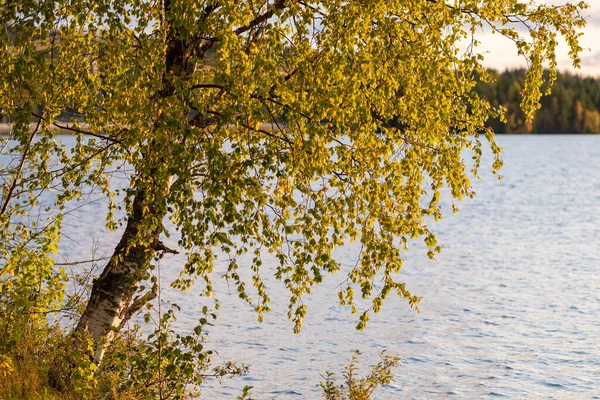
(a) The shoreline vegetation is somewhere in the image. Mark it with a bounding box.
[479,69,600,134]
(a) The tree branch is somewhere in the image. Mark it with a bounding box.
[118,290,158,330]
[31,112,124,144]
[189,83,225,91]
[153,239,179,255]
[0,118,40,217]
[206,109,294,146]
[234,0,286,35]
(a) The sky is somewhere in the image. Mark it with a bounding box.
[474,1,600,77]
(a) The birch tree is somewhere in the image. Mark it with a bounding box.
[0,0,588,389]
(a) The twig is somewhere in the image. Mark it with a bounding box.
[0,118,41,217]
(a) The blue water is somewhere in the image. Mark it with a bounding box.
[198,135,600,399]
[6,135,600,398]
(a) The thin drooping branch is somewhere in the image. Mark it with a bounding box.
[49,121,125,144]
[31,112,124,144]
[54,257,111,266]
[205,109,294,146]
[0,118,41,217]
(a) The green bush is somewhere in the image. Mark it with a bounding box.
[320,351,400,400]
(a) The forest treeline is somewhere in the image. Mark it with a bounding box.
[477,69,600,134]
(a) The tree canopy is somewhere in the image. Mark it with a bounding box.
[0,0,588,396]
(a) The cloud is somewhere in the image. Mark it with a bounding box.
[580,49,600,66]
[583,7,600,27]
[455,1,600,76]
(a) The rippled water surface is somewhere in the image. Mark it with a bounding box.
[53,135,600,398]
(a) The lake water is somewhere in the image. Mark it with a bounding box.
[197,135,600,399]
[11,135,600,398]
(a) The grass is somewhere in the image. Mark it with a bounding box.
[0,356,70,400]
